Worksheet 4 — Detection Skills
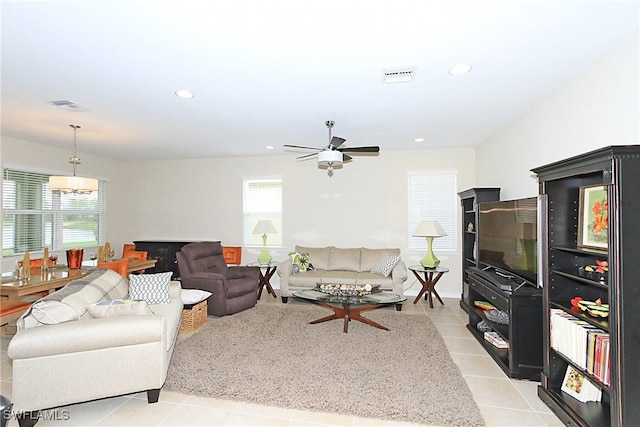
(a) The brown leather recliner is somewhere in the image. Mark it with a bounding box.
[176,241,259,316]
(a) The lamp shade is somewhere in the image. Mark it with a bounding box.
[252,220,277,235]
[317,150,343,166]
[49,175,99,194]
[49,124,98,194]
[412,220,447,237]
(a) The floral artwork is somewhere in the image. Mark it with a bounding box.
[578,185,608,250]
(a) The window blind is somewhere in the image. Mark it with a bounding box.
[2,167,105,255]
[407,171,458,251]
[243,178,282,247]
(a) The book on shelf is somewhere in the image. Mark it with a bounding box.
[561,365,602,403]
[550,309,610,385]
[483,331,508,349]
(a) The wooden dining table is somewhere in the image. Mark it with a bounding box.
[0,258,157,298]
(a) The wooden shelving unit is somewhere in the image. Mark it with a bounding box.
[532,146,640,427]
[458,188,500,314]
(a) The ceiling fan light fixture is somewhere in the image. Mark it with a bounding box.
[317,150,343,166]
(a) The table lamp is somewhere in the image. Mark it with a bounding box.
[253,220,277,264]
[413,220,447,268]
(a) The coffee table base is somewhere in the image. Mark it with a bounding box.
[309,301,388,333]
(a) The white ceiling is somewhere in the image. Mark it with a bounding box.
[2,0,638,161]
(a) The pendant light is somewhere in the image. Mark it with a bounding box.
[49,124,98,193]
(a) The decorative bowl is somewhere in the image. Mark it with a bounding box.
[316,283,380,297]
[485,309,510,325]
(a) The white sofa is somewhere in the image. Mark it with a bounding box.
[7,269,183,426]
[277,246,407,309]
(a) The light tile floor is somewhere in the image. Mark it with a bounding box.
[0,295,564,427]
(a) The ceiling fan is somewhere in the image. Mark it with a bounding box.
[284,121,380,175]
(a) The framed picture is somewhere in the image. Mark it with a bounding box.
[578,184,608,250]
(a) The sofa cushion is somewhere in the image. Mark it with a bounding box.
[295,246,330,271]
[129,272,173,304]
[328,247,361,271]
[321,271,359,284]
[355,272,394,287]
[360,248,401,272]
[86,299,152,318]
[18,269,128,330]
[370,254,401,277]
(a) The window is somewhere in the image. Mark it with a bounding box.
[408,171,458,251]
[243,178,282,247]
[2,167,105,256]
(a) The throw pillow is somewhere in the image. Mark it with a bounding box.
[17,269,128,330]
[181,289,212,305]
[129,272,173,304]
[86,299,151,318]
[289,251,315,273]
[370,254,401,277]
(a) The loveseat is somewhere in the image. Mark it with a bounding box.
[277,246,407,309]
[7,269,183,426]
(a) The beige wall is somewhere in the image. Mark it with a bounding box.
[476,35,639,200]
[1,139,476,298]
[2,34,637,299]
[116,147,476,297]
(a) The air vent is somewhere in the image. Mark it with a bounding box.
[382,66,416,83]
[48,100,90,112]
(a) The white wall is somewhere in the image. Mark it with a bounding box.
[1,136,126,268]
[476,35,640,200]
[4,35,636,300]
[1,140,476,298]
[117,147,477,297]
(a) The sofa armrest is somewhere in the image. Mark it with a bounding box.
[390,260,408,296]
[8,314,164,360]
[391,260,408,281]
[276,259,293,298]
[181,272,227,293]
[169,280,182,299]
[276,259,293,278]
[228,265,260,280]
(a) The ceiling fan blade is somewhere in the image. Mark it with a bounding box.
[296,152,319,160]
[329,136,346,149]
[284,144,321,151]
[343,154,353,162]
[338,146,380,153]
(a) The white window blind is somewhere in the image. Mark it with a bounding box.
[2,167,105,255]
[243,178,282,247]
[408,171,458,251]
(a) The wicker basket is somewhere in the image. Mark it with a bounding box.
[180,300,207,333]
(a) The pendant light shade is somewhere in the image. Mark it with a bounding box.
[49,125,98,194]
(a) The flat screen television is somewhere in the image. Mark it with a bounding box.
[477,197,538,285]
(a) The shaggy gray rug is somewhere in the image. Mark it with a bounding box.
[165,304,484,426]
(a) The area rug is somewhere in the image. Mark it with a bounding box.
[165,304,484,426]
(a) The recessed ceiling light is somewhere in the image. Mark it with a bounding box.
[414,138,425,143]
[175,90,194,99]
[449,64,472,76]
[265,145,274,150]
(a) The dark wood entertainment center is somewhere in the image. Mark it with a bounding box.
[133,240,194,279]
[459,188,543,381]
[533,146,640,427]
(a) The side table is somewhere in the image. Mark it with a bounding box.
[408,265,449,308]
[248,262,279,299]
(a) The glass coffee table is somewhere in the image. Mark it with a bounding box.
[293,288,406,333]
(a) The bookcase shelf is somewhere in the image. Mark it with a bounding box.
[458,188,500,314]
[532,146,640,427]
